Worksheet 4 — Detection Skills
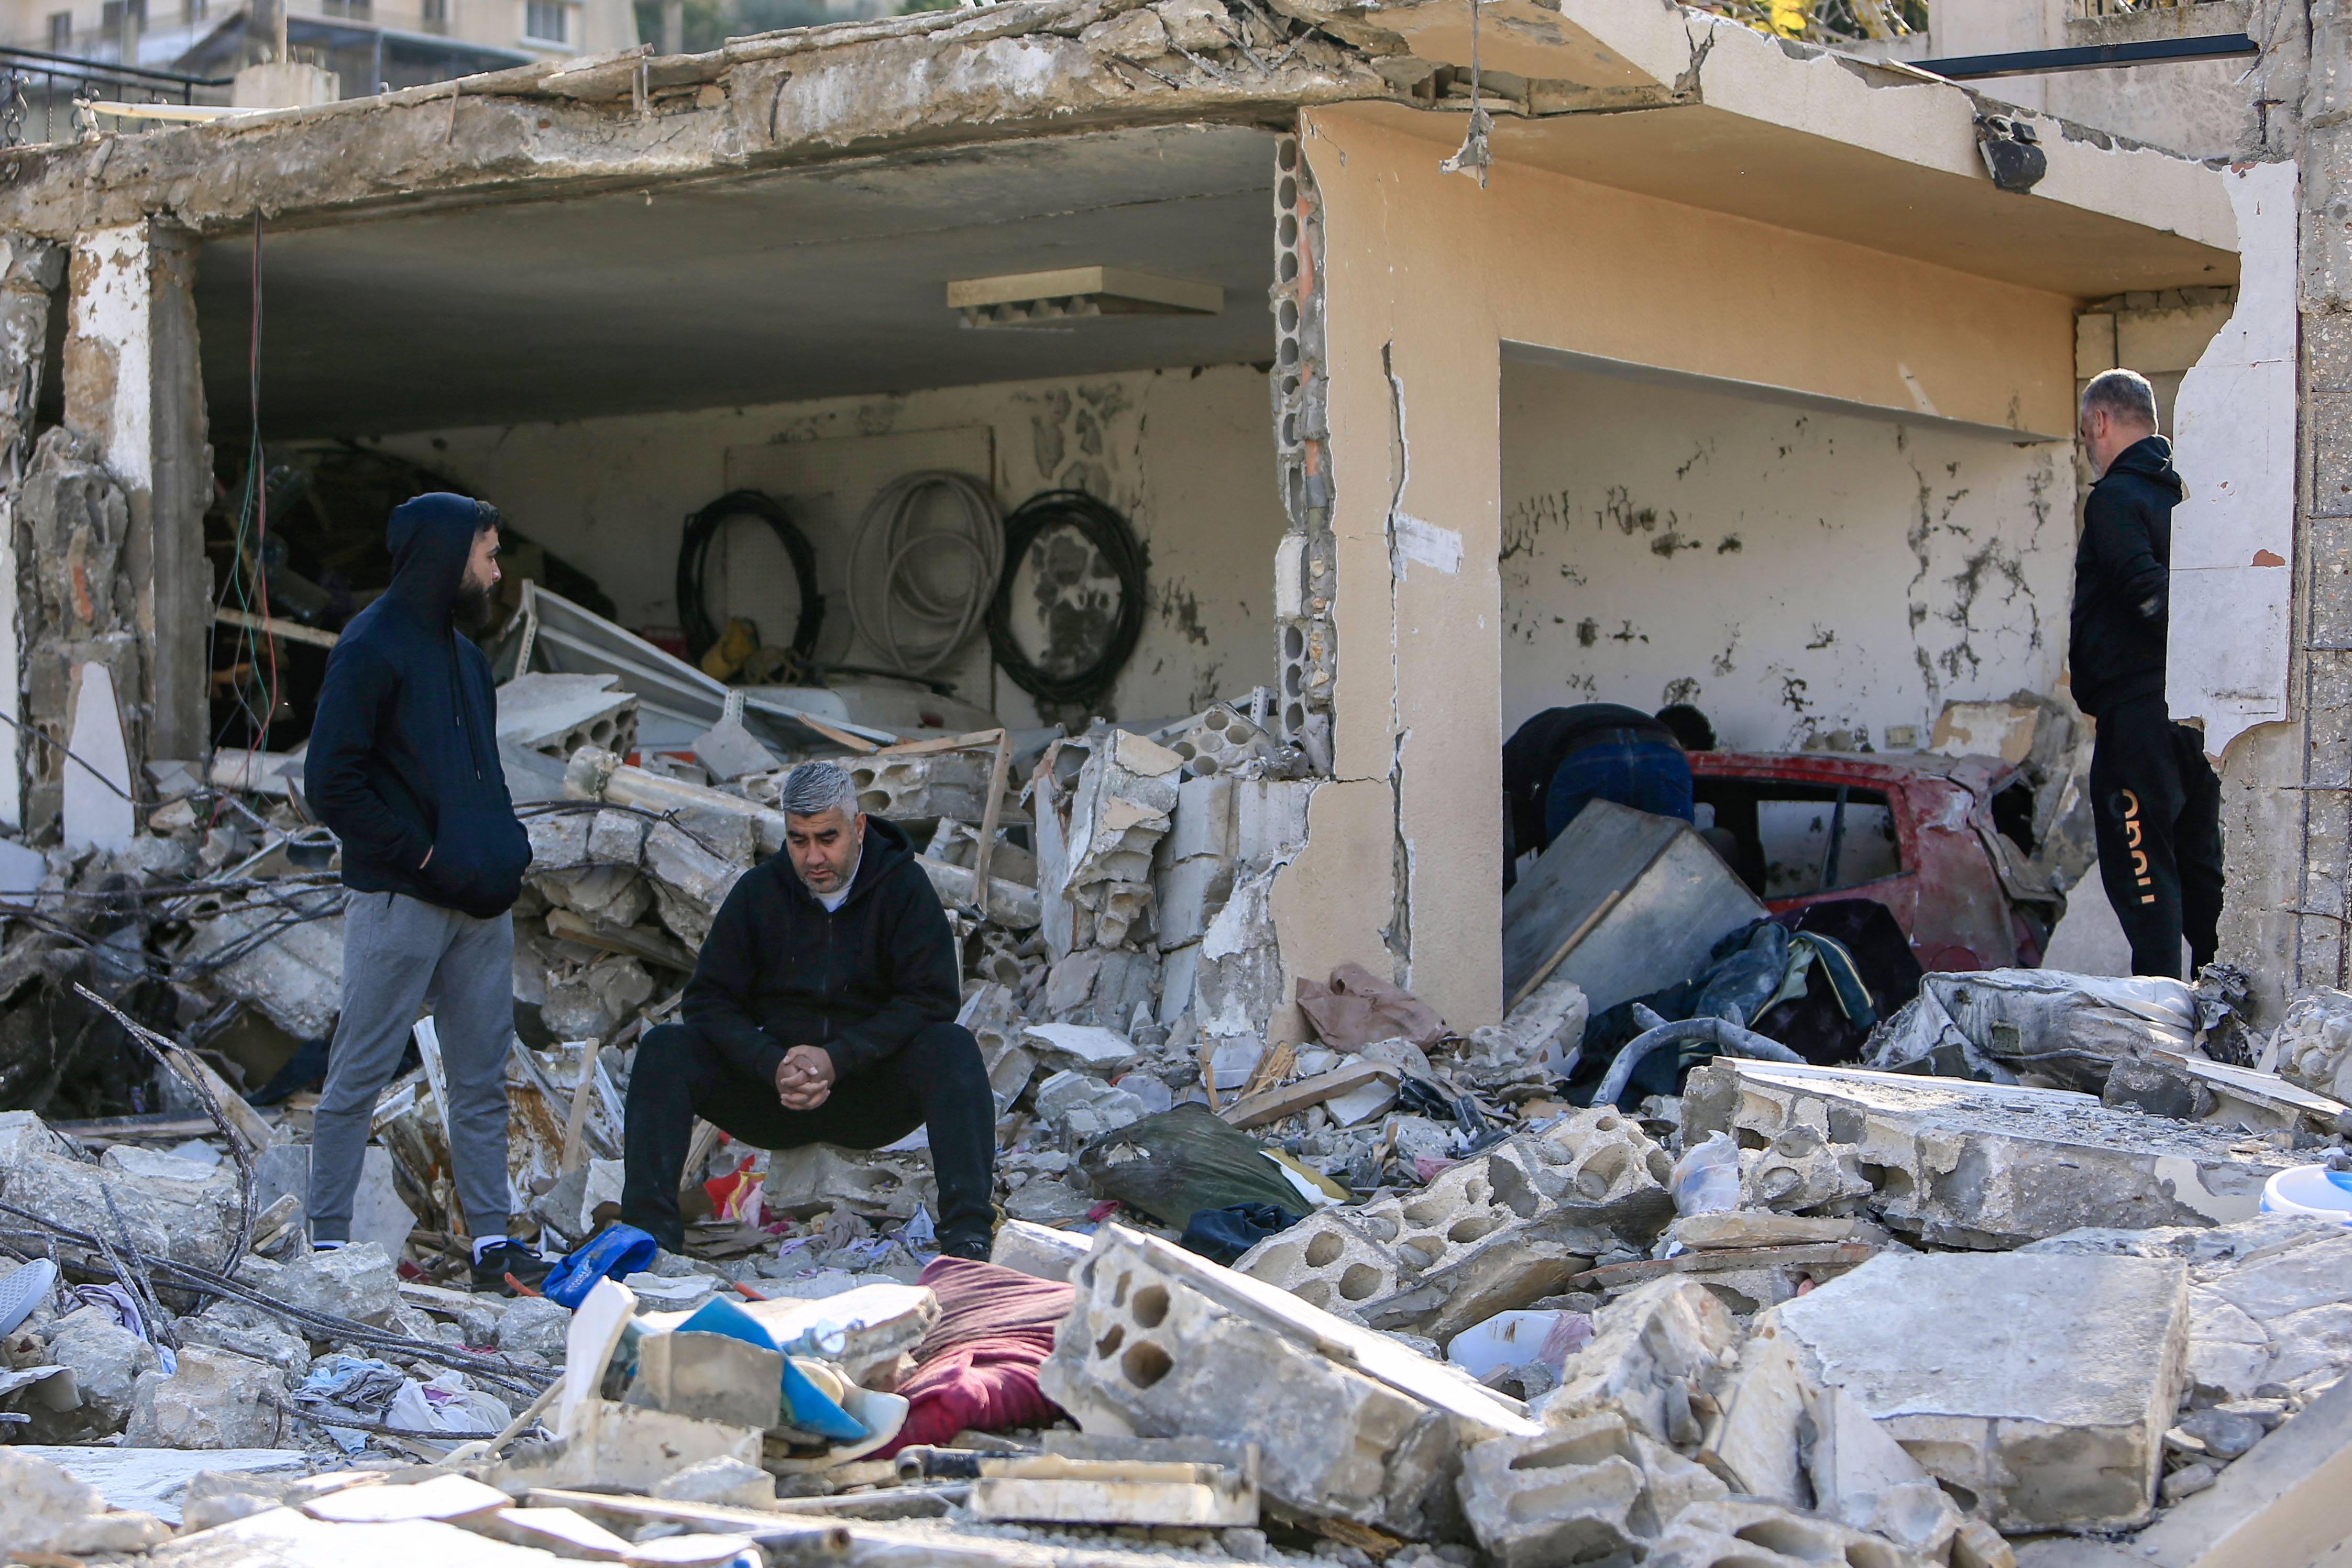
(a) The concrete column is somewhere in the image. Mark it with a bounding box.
[0,236,64,833]
[63,222,212,771]
[1271,114,1506,1035]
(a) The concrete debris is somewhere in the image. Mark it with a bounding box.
[0,1446,172,1555]
[496,671,640,759]
[1459,1408,1729,1566]
[1684,1058,2292,1247]
[851,748,998,822]
[1773,1251,2190,1530]
[126,1346,292,1451]
[2260,986,2352,1102]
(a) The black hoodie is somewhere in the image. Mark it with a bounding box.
[2069,435,2186,721]
[307,493,532,919]
[681,816,960,1087]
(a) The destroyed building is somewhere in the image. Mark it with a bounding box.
[0,0,2349,1565]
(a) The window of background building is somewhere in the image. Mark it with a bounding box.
[523,0,567,41]
[420,0,447,30]
[99,0,146,32]
[45,9,70,47]
[186,0,206,20]
[323,0,373,18]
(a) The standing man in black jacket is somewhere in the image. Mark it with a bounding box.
[306,493,541,1293]
[620,760,996,1260]
[2070,368,2223,978]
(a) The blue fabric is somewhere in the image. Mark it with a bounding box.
[1180,1203,1302,1266]
[1543,737,1694,842]
[676,1296,869,1441]
[306,492,531,918]
[542,1222,660,1309]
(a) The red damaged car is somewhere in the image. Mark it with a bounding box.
[1688,752,2064,974]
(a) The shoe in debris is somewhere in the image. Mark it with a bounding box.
[471,1241,554,1296]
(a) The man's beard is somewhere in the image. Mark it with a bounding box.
[454,580,494,634]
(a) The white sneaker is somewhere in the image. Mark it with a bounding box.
[0,1258,57,1337]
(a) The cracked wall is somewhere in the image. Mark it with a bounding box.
[1499,361,2072,753]
[376,362,1283,730]
[1291,101,2080,1030]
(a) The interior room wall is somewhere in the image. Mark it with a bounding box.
[368,361,1285,732]
[1498,359,2077,754]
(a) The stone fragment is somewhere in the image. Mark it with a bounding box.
[1035,1068,1149,1143]
[654,1454,778,1509]
[1457,1410,1729,1568]
[179,1301,311,1374]
[47,1305,160,1430]
[4,1146,239,1269]
[1023,1022,1140,1075]
[497,1293,573,1358]
[1683,1058,2291,1247]
[1645,1498,1922,1568]
[1673,1211,1875,1249]
[1772,1251,2189,1531]
[1234,1210,1403,1315]
[1063,730,1183,892]
[1039,1225,1537,1537]
[2258,987,2352,1102]
[1536,1278,1741,1446]
[849,748,995,821]
[238,1241,401,1326]
[0,1447,114,1555]
[496,1398,763,1493]
[992,1218,1093,1281]
[631,1329,781,1427]
[498,671,638,758]
[764,1143,923,1219]
[181,906,346,1040]
[125,1346,291,1450]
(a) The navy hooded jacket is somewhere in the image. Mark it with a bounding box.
[2069,434,2185,720]
[307,493,531,919]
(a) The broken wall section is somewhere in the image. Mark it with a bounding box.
[372,363,1283,733]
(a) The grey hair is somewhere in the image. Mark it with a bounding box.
[2081,368,2158,429]
[780,760,860,820]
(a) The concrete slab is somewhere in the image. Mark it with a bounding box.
[1684,1058,2294,1248]
[1771,1251,2190,1531]
[15,1445,308,1523]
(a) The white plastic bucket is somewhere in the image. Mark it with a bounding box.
[2260,1164,2352,1223]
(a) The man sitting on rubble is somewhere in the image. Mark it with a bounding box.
[620,760,997,1261]
[306,492,541,1295]
[2071,366,2222,978]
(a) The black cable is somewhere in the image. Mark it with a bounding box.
[987,489,1146,712]
[677,489,823,665]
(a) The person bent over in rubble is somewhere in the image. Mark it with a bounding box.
[2070,367,2223,978]
[305,493,541,1295]
[1502,702,1698,891]
[620,759,996,1261]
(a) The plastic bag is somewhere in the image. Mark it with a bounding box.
[1670,1131,1742,1217]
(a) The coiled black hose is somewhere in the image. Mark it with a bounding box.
[677,489,824,665]
[987,489,1146,713]
[1591,1003,1807,1107]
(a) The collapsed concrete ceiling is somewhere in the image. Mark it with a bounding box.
[195,122,1279,438]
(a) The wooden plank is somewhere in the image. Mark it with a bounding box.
[1507,887,1624,1013]
[214,606,340,649]
[969,729,1013,899]
[1219,1061,1400,1130]
[1501,800,1682,1003]
[524,1488,853,1548]
[867,727,1005,759]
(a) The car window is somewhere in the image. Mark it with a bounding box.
[1694,779,1903,899]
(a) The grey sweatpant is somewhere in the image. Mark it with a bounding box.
[311,890,515,1246]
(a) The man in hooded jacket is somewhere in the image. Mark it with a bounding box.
[306,492,539,1293]
[2070,368,2223,979]
[619,759,996,1261]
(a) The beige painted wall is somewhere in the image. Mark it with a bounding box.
[370,363,1284,734]
[1499,360,2075,751]
[1293,104,2081,1031]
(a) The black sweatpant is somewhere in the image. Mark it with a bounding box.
[2088,694,2224,979]
[620,1019,997,1255]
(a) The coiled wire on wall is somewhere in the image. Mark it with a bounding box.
[987,489,1146,714]
[845,470,1004,680]
[677,489,825,666]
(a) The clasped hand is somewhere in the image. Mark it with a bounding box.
[773,1044,836,1110]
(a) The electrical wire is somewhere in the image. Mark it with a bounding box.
[847,470,1003,679]
[206,209,274,834]
[676,489,823,666]
[986,489,1146,713]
